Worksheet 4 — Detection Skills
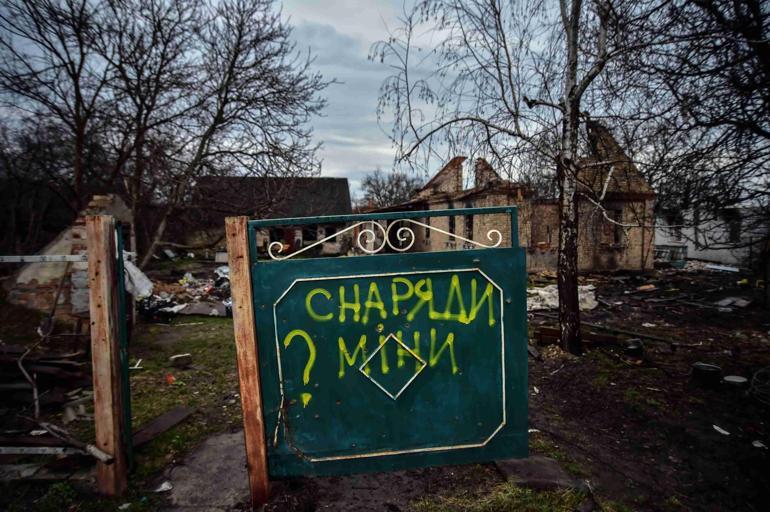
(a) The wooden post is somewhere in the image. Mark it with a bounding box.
[226,217,270,507]
[86,215,128,495]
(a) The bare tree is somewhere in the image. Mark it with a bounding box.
[359,168,423,209]
[0,0,110,210]
[138,0,328,267]
[97,0,200,255]
[373,0,666,353]
[599,0,770,258]
[1,0,328,265]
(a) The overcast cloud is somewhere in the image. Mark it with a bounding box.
[282,0,409,197]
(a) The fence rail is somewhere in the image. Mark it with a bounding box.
[0,254,88,263]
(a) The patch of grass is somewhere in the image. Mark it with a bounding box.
[530,434,587,477]
[591,372,611,389]
[601,500,636,512]
[35,482,78,512]
[587,349,622,371]
[529,433,569,462]
[411,483,585,512]
[664,495,684,510]
[623,387,663,411]
[129,316,240,481]
[2,481,165,512]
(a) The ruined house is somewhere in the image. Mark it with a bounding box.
[374,122,655,272]
[4,195,132,321]
[182,176,353,257]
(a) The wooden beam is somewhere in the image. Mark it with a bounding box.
[86,215,128,496]
[226,217,270,507]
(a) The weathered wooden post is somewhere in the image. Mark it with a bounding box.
[86,215,128,495]
[225,216,270,507]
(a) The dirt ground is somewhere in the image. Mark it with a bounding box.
[2,266,769,511]
[528,268,770,511]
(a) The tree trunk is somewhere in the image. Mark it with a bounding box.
[557,0,583,355]
[140,210,168,269]
[130,128,145,263]
[73,126,85,210]
[557,162,582,355]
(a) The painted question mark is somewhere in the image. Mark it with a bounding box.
[282,329,316,407]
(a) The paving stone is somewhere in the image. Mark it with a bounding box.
[495,455,584,491]
[164,431,249,510]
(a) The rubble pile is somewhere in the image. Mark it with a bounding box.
[0,342,91,413]
[139,266,232,322]
[527,284,598,311]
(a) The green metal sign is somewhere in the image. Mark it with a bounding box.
[248,207,527,477]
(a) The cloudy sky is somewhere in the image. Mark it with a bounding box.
[282,0,408,197]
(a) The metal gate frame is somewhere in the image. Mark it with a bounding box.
[226,206,528,507]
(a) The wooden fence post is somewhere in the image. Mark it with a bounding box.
[86,215,128,495]
[226,217,270,507]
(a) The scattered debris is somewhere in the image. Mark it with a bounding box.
[692,362,722,387]
[123,256,153,299]
[752,440,767,449]
[527,344,542,360]
[550,363,566,376]
[636,284,657,292]
[641,322,656,328]
[705,264,740,273]
[533,326,620,347]
[138,267,232,321]
[22,418,114,463]
[715,297,752,308]
[132,406,196,448]
[712,425,730,436]
[624,339,645,358]
[154,480,173,492]
[169,353,193,369]
[527,285,597,311]
[723,375,748,387]
[750,367,770,405]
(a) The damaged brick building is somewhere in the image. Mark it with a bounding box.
[3,195,132,321]
[377,122,655,272]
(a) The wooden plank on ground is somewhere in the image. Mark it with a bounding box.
[86,215,128,496]
[132,406,195,448]
[226,216,270,507]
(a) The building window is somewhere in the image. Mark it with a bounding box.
[464,201,473,240]
[448,215,455,235]
[665,214,683,242]
[464,214,473,240]
[425,217,430,238]
[546,225,552,245]
[303,226,317,242]
[723,209,741,243]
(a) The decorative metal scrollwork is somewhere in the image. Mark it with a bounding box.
[267,218,503,260]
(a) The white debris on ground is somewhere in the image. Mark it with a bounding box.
[526,284,598,311]
[123,254,153,299]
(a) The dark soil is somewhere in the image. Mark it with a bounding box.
[529,268,770,511]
